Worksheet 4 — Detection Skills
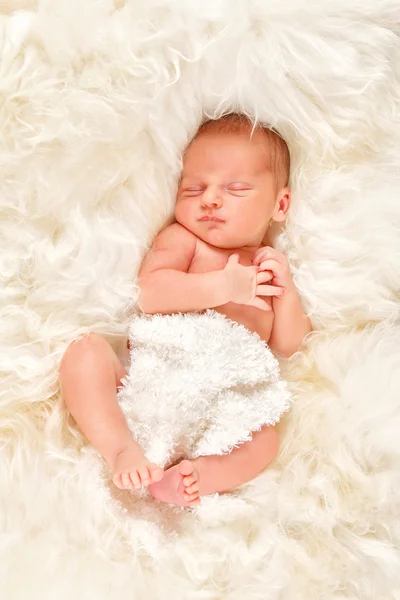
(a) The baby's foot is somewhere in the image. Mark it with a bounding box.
[149,459,200,506]
[111,442,164,490]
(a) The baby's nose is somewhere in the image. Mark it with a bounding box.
[201,187,222,208]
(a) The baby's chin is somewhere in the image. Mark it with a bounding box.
[175,215,245,248]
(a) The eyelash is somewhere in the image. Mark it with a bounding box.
[227,185,251,193]
[182,184,251,195]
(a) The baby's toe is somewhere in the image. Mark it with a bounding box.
[184,491,200,503]
[178,460,194,478]
[113,474,123,489]
[188,498,200,506]
[185,482,199,495]
[121,472,133,489]
[129,470,141,489]
[138,467,150,486]
[149,467,164,483]
[183,474,197,487]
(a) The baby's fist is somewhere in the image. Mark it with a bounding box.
[252,247,294,291]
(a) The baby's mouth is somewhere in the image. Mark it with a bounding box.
[198,215,225,223]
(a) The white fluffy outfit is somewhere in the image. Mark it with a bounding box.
[118,311,291,466]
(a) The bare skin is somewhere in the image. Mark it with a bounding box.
[60,333,164,490]
[60,122,312,505]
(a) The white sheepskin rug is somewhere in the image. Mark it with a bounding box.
[1,1,399,598]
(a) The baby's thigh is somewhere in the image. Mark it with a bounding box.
[60,333,128,390]
[112,334,131,374]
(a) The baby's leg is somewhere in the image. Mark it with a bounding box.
[60,333,163,490]
[149,425,278,506]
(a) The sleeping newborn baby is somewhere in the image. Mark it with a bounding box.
[60,114,312,507]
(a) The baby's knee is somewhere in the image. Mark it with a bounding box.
[60,333,108,379]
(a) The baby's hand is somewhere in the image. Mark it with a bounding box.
[252,247,294,295]
[224,253,284,311]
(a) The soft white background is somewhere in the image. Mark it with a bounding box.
[0,0,399,598]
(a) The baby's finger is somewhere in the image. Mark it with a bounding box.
[254,248,285,265]
[256,271,273,284]
[252,246,274,262]
[252,251,267,265]
[267,250,286,264]
[258,259,280,273]
[256,284,285,297]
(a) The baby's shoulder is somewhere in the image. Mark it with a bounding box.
[160,221,195,238]
[153,222,198,255]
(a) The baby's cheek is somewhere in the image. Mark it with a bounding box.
[175,203,196,231]
[174,202,186,221]
[240,212,260,232]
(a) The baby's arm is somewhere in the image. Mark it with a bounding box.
[139,224,230,314]
[269,289,312,357]
[139,224,277,315]
[252,247,312,357]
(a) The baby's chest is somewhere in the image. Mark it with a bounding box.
[188,243,252,274]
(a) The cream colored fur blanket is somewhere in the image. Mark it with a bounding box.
[1,0,400,599]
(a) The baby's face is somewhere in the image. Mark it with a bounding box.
[175,131,287,249]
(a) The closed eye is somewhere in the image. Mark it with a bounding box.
[226,183,253,196]
[183,186,204,196]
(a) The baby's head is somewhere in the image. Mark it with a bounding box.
[175,114,291,249]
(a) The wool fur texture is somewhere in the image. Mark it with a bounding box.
[0,0,399,599]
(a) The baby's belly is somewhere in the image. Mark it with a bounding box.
[214,302,273,344]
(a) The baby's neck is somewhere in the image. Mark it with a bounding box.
[236,243,263,255]
[230,236,269,254]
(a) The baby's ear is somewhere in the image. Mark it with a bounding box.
[273,187,291,222]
